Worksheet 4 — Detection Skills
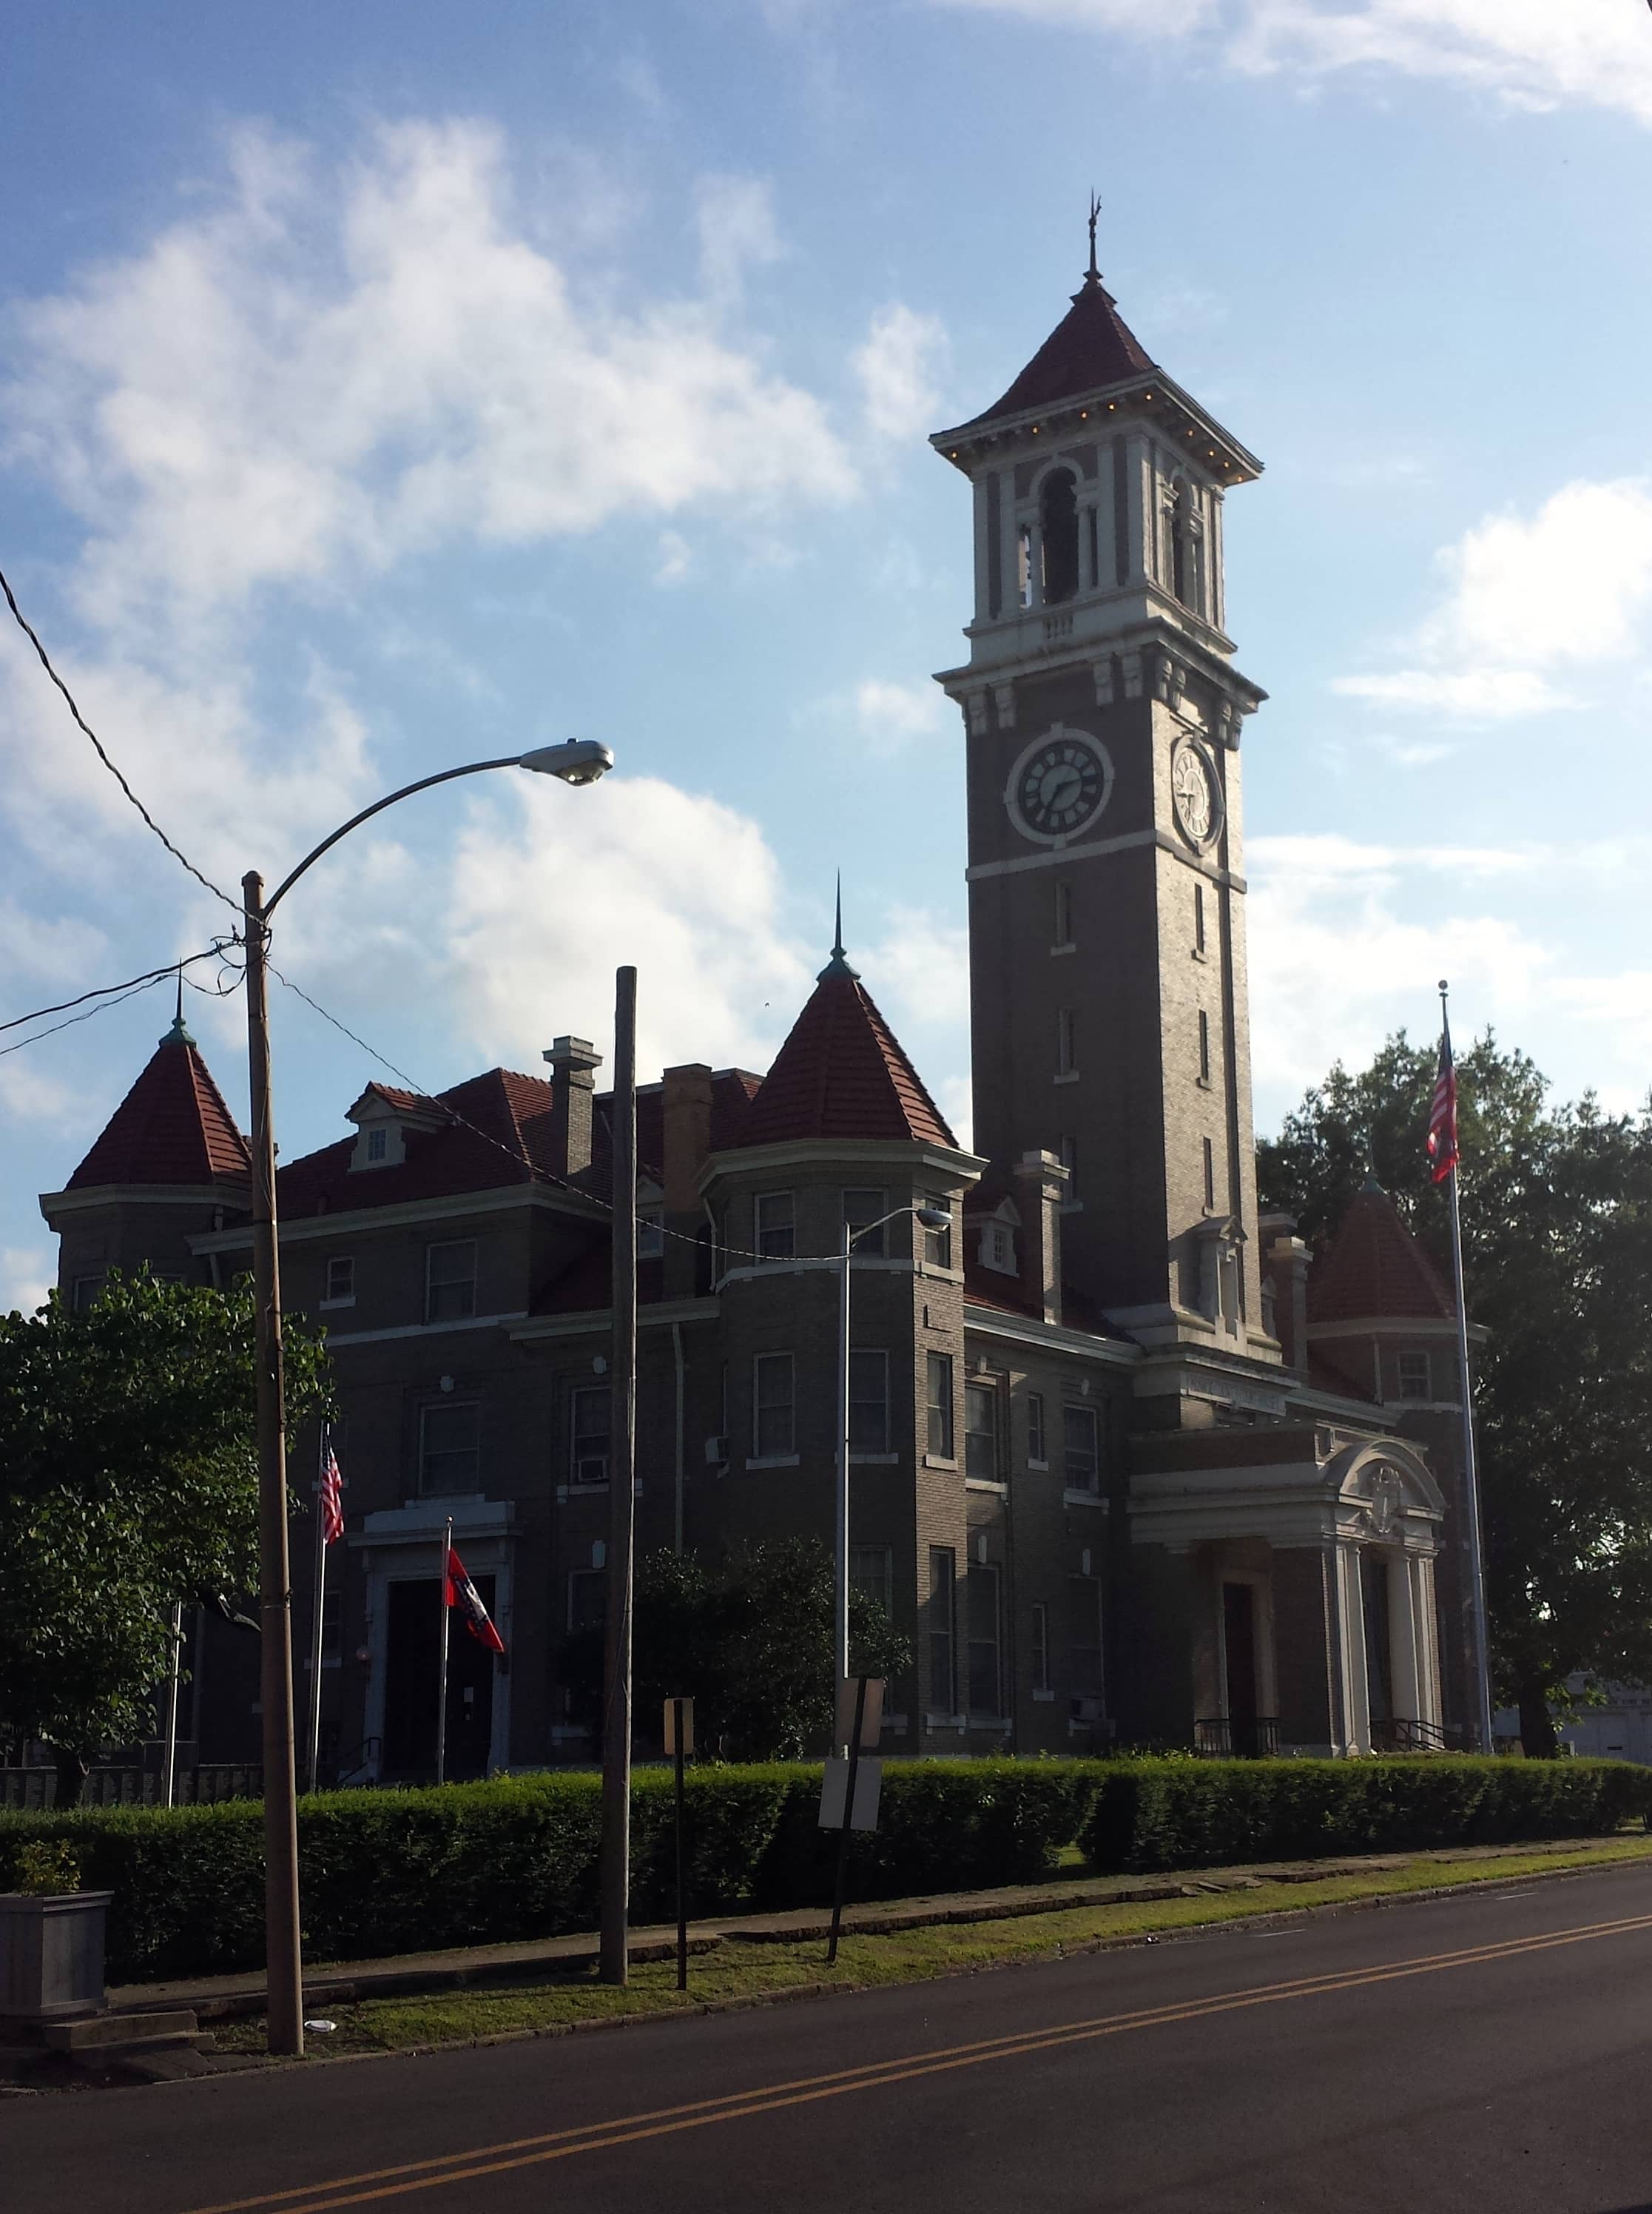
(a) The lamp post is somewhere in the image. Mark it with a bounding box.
[243,737,613,2057]
[835,1203,951,1723]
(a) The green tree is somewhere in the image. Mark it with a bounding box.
[562,1538,910,1760]
[1259,1034,1652,1753]
[0,1271,332,1803]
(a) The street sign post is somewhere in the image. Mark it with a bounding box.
[821,1676,884,1966]
[664,1697,694,1991]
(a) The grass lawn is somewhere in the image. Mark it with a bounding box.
[212,1832,1652,2062]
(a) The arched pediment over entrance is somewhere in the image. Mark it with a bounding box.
[1323,1439,1444,1550]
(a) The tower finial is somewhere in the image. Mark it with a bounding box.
[817,872,860,981]
[162,962,196,1047]
[1085,192,1102,288]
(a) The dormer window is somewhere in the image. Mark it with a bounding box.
[637,1209,664,1260]
[365,1128,387,1163]
[346,1083,444,1172]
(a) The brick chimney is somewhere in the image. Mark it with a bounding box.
[1014,1149,1068,1326]
[1260,1210,1310,1370]
[542,1037,601,1177]
[661,1063,713,1297]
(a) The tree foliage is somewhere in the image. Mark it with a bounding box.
[562,1538,910,1761]
[0,1271,332,1780]
[1258,1034,1652,1750]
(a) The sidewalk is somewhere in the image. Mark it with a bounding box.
[108,1833,1623,2025]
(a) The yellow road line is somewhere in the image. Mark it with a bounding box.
[179,1904,1652,2214]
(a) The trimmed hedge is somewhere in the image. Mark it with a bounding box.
[2,1755,1646,1985]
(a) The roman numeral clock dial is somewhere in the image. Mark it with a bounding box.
[1005,726,1114,846]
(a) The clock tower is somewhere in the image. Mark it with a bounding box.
[933,227,1280,1397]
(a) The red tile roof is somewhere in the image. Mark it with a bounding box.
[737,967,957,1152]
[277,1067,564,1215]
[959,275,1154,432]
[67,1019,250,1191]
[1307,1183,1455,1325]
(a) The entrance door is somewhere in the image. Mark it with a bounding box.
[1222,1582,1260,1757]
[1361,1554,1393,1728]
[383,1575,496,1780]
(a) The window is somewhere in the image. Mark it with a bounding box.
[1398,1351,1432,1401]
[365,1126,388,1164]
[928,1547,957,1714]
[70,1274,104,1313]
[1027,1390,1047,1466]
[755,1191,795,1262]
[923,1197,953,1270]
[570,1385,610,1484]
[1064,1402,1101,1495]
[1059,1133,1078,1199]
[849,1348,890,1454]
[1053,880,1072,948]
[965,1381,1000,1481]
[1031,1601,1051,1695]
[753,1352,795,1458]
[1039,468,1079,605]
[324,1255,354,1303]
[1194,882,1207,957]
[1068,1575,1105,1697]
[567,1569,606,1635]
[1198,1010,1211,1086]
[636,1208,664,1260]
[843,1187,889,1258]
[1056,1007,1076,1077]
[926,1353,954,1458]
[850,1545,894,1622]
[1018,522,1033,610]
[418,1401,479,1495]
[981,1221,1015,1276]
[968,1564,1002,1716]
[1203,1136,1216,1211]
[425,1239,476,1323]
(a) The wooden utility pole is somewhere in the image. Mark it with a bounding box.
[242,872,305,2057]
[599,965,638,1985]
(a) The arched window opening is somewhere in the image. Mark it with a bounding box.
[1039,469,1079,605]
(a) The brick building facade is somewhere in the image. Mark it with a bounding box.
[38,246,1478,1777]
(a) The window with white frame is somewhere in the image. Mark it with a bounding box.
[1031,1601,1051,1695]
[1063,1402,1101,1495]
[418,1400,479,1495]
[755,1191,795,1262]
[365,1126,388,1164]
[965,1381,1000,1482]
[968,1563,1002,1715]
[849,1348,890,1454]
[1398,1351,1432,1401]
[980,1219,1016,1276]
[922,1197,953,1270]
[324,1255,354,1303]
[1027,1390,1047,1466]
[843,1187,889,1257]
[570,1385,610,1485]
[425,1239,477,1323]
[926,1352,954,1458]
[753,1352,795,1458]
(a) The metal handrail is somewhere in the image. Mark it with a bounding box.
[1193,1715,1280,1758]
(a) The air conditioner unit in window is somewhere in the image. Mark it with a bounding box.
[704,1436,729,1467]
[1070,1696,1110,1726]
[573,1456,609,1485]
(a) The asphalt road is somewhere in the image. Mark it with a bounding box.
[10,1862,1652,2214]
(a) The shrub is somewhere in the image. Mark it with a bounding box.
[7,1839,81,1896]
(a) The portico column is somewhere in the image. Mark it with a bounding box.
[1387,1550,1422,1728]
[1414,1554,1444,1730]
[1338,1544,1371,1754]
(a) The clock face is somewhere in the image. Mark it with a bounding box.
[1171,741,1221,848]
[1006,728,1113,844]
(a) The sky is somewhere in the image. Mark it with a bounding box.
[4,0,1652,1315]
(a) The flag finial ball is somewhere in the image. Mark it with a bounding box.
[1438,978,1449,994]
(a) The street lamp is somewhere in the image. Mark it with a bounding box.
[243,738,613,2058]
[835,1203,951,1721]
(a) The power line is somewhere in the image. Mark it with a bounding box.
[0,564,240,914]
[1,941,237,1037]
[0,968,173,1058]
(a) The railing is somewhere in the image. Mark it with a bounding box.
[1194,1715,1280,1759]
[1370,1715,1460,1754]
[328,1736,382,1789]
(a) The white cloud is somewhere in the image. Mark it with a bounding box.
[853,303,949,443]
[4,121,857,644]
[861,904,971,1031]
[695,175,786,309]
[1334,477,1652,719]
[854,677,949,749]
[0,1245,53,1317]
[933,0,1652,128]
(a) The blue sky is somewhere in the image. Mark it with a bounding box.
[4,0,1652,1311]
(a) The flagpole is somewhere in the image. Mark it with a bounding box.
[307,1424,328,1794]
[1440,980,1495,1756]
[435,1515,453,1786]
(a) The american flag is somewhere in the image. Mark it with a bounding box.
[1426,1020,1459,1186]
[319,1444,345,1546]
[445,1546,506,1656]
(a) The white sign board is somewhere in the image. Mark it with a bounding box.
[818,1755,883,1832]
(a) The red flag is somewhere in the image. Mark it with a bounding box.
[319,1447,345,1547]
[445,1546,505,1655]
[1427,1024,1459,1186]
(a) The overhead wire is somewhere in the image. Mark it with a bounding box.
[0,563,240,915]
[0,942,238,1037]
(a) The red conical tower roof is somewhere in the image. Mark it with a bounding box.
[1307,1179,1454,1325]
[741,921,957,1151]
[67,1011,251,1191]
[960,267,1155,431]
